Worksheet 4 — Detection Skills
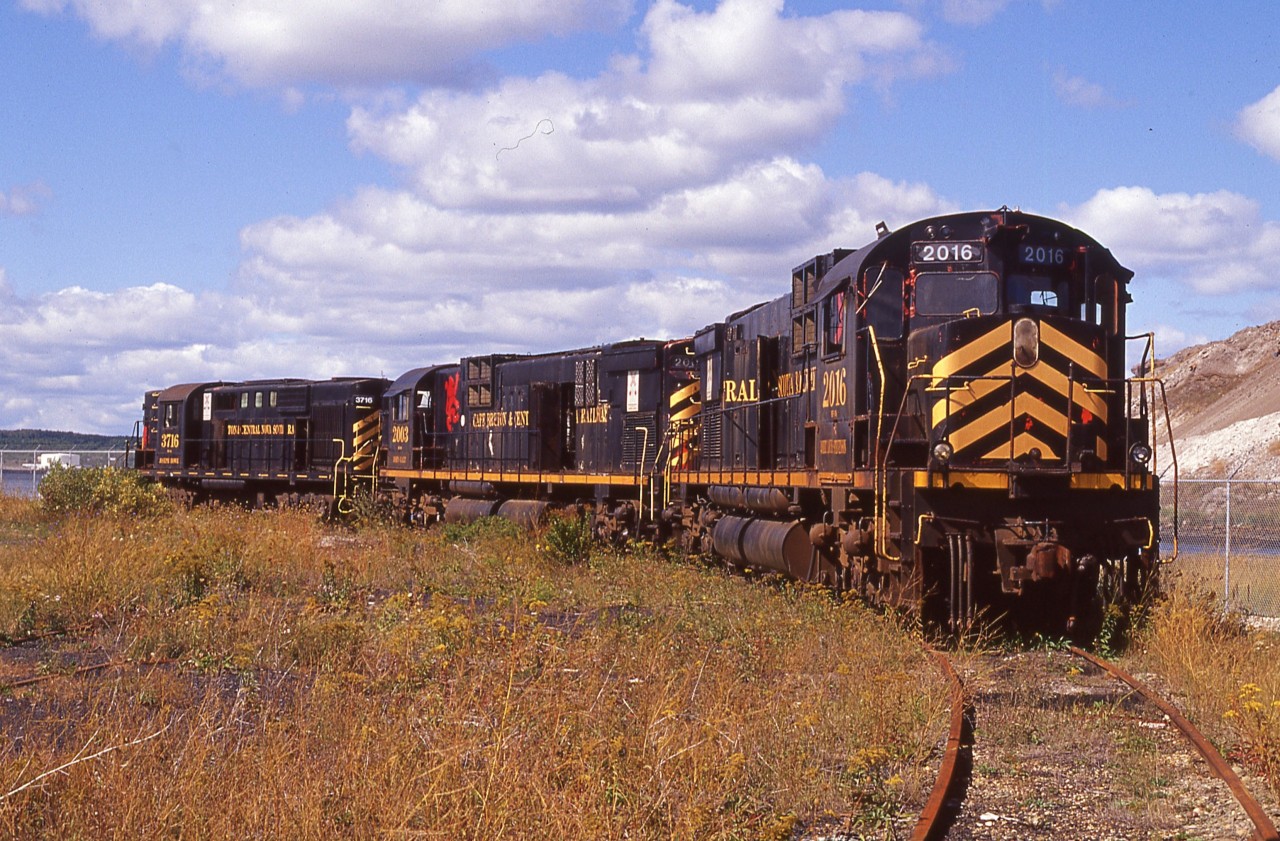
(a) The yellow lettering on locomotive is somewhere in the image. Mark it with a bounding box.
[160,433,181,449]
[723,379,759,403]
[472,410,529,429]
[776,366,816,398]
[576,405,610,425]
[821,369,847,409]
[819,438,848,455]
[390,424,410,444]
[225,423,288,436]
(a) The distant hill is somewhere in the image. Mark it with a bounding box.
[1153,321,1280,478]
[0,429,129,451]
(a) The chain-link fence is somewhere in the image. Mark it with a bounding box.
[1163,478,1280,618]
[0,450,129,498]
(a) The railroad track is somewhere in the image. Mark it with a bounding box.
[913,647,1279,841]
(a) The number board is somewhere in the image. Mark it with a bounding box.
[911,241,985,266]
[1019,243,1068,266]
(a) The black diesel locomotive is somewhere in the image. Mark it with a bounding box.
[135,377,388,510]
[133,209,1169,634]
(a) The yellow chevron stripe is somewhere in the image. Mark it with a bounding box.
[930,362,1013,427]
[1041,322,1106,378]
[981,430,1060,461]
[930,323,1011,382]
[670,382,700,404]
[1022,361,1109,419]
[670,406,700,422]
[931,364,1108,429]
[947,392,1068,453]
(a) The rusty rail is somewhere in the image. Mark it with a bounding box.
[911,647,970,841]
[1069,646,1278,841]
[1,657,175,692]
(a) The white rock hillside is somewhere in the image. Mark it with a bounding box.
[1152,321,1280,478]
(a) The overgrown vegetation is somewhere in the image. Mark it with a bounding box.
[1128,572,1280,798]
[37,465,173,518]
[0,498,949,838]
[539,511,595,566]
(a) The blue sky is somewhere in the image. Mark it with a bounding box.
[2,0,1279,433]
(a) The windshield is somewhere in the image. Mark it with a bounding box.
[915,272,999,316]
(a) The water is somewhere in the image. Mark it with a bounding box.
[0,468,44,498]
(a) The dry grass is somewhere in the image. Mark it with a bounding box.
[1170,550,1280,617]
[1128,572,1280,797]
[0,500,948,839]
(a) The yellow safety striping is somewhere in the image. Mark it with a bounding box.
[1040,322,1107,378]
[929,323,1011,382]
[929,362,1012,427]
[670,381,700,404]
[1023,360,1109,418]
[914,471,1149,490]
[945,392,1067,454]
[980,430,1060,461]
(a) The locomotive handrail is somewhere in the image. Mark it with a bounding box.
[638,424,650,524]
[331,438,351,514]
[1130,374,1178,562]
[866,326,895,560]
[1126,330,1178,562]
[882,374,944,559]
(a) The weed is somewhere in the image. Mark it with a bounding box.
[38,465,172,518]
[1130,577,1280,798]
[539,511,594,566]
[346,487,397,530]
[438,515,522,544]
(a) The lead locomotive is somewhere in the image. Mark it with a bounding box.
[133,209,1169,635]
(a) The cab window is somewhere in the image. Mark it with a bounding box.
[862,266,905,339]
[822,290,846,357]
[914,271,998,317]
[1007,274,1066,311]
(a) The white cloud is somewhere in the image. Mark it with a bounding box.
[910,0,1061,26]
[1236,84,1280,161]
[0,181,52,216]
[19,0,632,87]
[234,165,950,351]
[1063,186,1280,295]
[939,0,1013,25]
[347,2,942,212]
[1052,70,1129,109]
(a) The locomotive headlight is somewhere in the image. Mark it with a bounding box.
[1129,442,1152,465]
[932,441,954,464]
[1013,318,1040,368]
